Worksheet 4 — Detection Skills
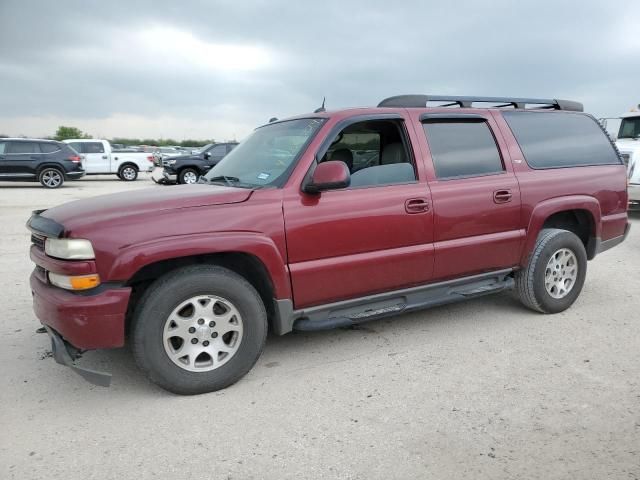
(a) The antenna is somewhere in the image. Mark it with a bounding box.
[314,97,326,113]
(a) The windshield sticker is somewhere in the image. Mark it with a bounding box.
[257,172,270,180]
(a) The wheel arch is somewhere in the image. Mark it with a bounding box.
[522,196,601,264]
[118,162,139,172]
[36,163,65,175]
[124,251,279,335]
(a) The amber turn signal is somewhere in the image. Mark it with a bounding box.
[48,272,101,291]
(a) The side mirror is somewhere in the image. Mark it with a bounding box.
[304,161,350,194]
[204,152,211,160]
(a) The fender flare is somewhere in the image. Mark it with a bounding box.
[108,231,292,299]
[521,195,601,264]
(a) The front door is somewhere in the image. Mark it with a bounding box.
[283,117,434,308]
[69,141,108,173]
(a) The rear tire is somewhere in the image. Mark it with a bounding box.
[118,165,138,181]
[179,168,199,184]
[131,265,267,395]
[39,167,64,188]
[516,228,587,313]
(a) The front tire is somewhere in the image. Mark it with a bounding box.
[179,168,199,184]
[118,165,138,181]
[132,265,267,395]
[516,228,587,313]
[39,167,64,188]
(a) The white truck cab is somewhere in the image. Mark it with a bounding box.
[614,111,640,210]
[64,139,154,181]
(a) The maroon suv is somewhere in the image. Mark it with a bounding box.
[28,95,630,394]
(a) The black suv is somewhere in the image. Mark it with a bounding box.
[154,142,237,184]
[0,139,85,188]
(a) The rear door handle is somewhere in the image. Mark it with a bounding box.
[493,189,513,204]
[405,198,429,213]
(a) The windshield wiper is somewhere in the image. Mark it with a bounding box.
[206,175,241,186]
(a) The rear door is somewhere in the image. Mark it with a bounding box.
[411,110,523,280]
[2,141,41,178]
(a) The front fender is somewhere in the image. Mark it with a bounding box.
[108,231,291,299]
[521,195,601,264]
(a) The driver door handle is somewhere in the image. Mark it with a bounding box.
[405,198,430,213]
[493,189,513,203]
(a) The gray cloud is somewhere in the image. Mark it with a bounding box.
[0,0,638,139]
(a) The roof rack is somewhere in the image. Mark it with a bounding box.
[377,95,583,112]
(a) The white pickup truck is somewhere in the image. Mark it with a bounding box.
[612,111,640,210]
[63,139,154,181]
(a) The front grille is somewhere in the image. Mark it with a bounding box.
[31,234,45,250]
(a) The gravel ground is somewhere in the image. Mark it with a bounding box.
[1,175,639,480]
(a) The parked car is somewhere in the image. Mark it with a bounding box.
[152,146,186,165]
[151,142,238,184]
[0,138,84,188]
[64,139,154,181]
[28,94,629,394]
[613,110,640,210]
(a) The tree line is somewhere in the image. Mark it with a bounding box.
[0,126,216,147]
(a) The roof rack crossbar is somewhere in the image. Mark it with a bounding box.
[377,95,583,112]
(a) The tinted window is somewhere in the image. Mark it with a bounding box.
[40,142,61,153]
[618,116,640,139]
[84,142,105,154]
[68,142,83,154]
[423,121,504,179]
[503,111,620,169]
[209,144,227,156]
[6,142,41,154]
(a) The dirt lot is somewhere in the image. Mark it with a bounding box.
[1,175,639,480]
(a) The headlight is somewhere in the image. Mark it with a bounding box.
[45,238,95,260]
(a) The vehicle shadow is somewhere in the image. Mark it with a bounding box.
[78,291,528,397]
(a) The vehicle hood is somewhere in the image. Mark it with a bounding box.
[41,184,253,234]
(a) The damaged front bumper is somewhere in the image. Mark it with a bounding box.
[43,325,112,387]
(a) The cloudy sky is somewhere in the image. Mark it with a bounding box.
[0,0,638,141]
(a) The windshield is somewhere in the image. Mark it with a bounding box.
[203,118,325,188]
[618,116,640,139]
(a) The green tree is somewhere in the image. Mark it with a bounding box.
[54,126,91,141]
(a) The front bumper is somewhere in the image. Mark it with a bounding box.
[30,271,131,350]
[151,166,176,184]
[44,325,112,387]
[628,184,640,210]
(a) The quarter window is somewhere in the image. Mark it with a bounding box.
[503,111,620,169]
[423,121,504,179]
[40,143,61,153]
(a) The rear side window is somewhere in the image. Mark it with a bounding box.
[503,111,621,169]
[68,142,83,153]
[6,142,41,154]
[40,143,61,153]
[422,121,504,179]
